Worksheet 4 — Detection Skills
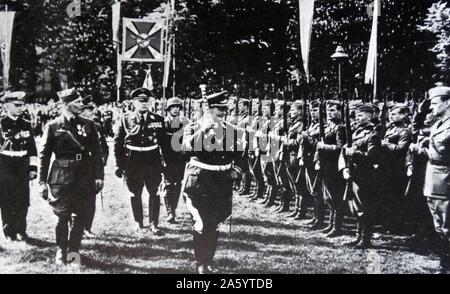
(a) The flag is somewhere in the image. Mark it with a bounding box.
[143,66,154,91]
[116,52,122,88]
[122,17,165,62]
[0,12,15,90]
[364,0,380,85]
[112,1,122,88]
[298,0,315,83]
[163,36,171,88]
[112,1,121,45]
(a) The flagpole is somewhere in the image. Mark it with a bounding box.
[373,50,377,101]
[171,0,176,98]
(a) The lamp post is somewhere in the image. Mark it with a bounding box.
[331,45,349,94]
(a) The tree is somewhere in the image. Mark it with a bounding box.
[418,1,450,85]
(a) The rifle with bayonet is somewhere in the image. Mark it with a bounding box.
[404,92,430,197]
[295,90,309,183]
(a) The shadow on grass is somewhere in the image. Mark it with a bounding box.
[82,255,193,274]
[26,237,54,249]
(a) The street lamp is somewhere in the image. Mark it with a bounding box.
[331,45,349,94]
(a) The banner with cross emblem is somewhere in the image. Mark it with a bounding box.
[0,12,15,90]
[122,17,166,62]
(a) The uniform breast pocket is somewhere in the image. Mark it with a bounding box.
[428,166,450,197]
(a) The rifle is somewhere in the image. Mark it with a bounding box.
[342,93,355,205]
[315,94,327,171]
[379,93,389,138]
[199,84,208,117]
[188,97,192,120]
[295,91,309,183]
[404,93,430,197]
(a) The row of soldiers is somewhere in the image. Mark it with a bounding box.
[0,84,449,275]
[224,87,450,274]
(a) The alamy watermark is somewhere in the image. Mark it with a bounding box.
[169,115,284,162]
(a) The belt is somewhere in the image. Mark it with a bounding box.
[429,160,450,167]
[189,159,232,171]
[0,150,28,157]
[56,153,89,161]
[126,145,159,152]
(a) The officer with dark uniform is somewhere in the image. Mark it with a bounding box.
[114,88,166,235]
[39,88,104,265]
[80,96,109,237]
[300,101,324,227]
[410,86,450,274]
[162,97,187,224]
[379,104,412,232]
[0,91,38,242]
[343,104,382,248]
[316,100,346,237]
[181,90,243,274]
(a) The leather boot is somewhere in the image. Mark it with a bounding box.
[439,253,450,274]
[258,186,271,204]
[263,186,277,207]
[294,210,308,220]
[321,210,335,234]
[344,224,362,247]
[309,219,325,230]
[354,223,371,249]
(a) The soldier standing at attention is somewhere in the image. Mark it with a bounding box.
[38,88,104,265]
[181,90,243,274]
[114,88,166,235]
[80,96,109,238]
[0,92,38,242]
[316,100,346,238]
[410,86,450,274]
[162,97,187,224]
[343,104,382,248]
[379,105,412,232]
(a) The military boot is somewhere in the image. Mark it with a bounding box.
[321,211,335,235]
[344,224,363,247]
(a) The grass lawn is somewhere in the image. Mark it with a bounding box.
[0,141,441,274]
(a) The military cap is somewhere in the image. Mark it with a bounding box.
[1,91,26,103]
[327,100,342,109]
[82,95,94,105]
[238,98,250,104]
[261,99,272,106]
[207,91,228,108]
[355,104,374,115]
[275,100,285,108]
[166,97,183,110]
[327,100,342,108]
[428,86,450,99]
[57,88,81,103]
[310,100,320,109]
[390,103,410,115]
[130,87,152,101]
[82,95,96,110]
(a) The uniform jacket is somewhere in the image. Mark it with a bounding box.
[422,117,450,198]
[316,122,346,175]
[163,115,188,163]
[349,123,381,182]
[114,111,165,170]
[182,116,243,166]
[39,114,104,187]
[0,116,38,175]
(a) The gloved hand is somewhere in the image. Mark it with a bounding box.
[95,179,104,194]
[115,169,124,178]
[38,182,48,200]
[29,171,38,181]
